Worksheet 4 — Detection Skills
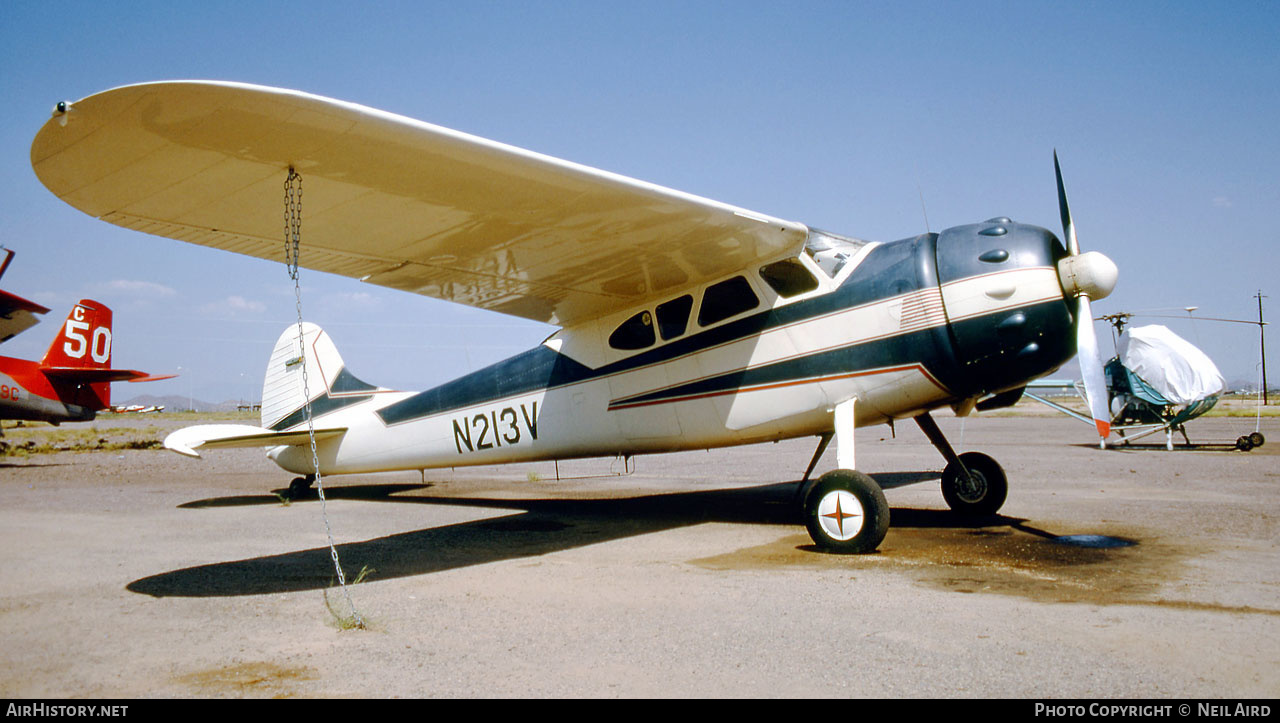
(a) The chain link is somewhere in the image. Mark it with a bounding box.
[284,168,365,629]
[284,169,302,280]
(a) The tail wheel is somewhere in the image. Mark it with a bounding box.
[802,469,890,554]
[287,475,314,498]
[941,452,1008,517]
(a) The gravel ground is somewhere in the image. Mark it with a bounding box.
[0,412,1276,698]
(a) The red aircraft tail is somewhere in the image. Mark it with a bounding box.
[38,299,171,410]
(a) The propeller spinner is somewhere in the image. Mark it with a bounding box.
[1054,152,1118,446]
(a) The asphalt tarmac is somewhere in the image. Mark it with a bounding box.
[1,413,1276,698]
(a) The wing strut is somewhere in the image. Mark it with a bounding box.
[283,168,367,630]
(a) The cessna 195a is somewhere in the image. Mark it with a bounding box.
[30,81,1118,553]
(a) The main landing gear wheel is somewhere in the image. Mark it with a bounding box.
[802,469,890,554]
[1250,432,1266,448]
[940,452,1008,517]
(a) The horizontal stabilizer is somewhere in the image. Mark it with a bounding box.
[164,424,347,458]
[0,249,52,343]
[42,367,175,383]
[0,288,51,343]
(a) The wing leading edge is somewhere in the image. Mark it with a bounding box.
[31,81,809,326]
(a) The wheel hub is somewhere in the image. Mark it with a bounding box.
[816,489,865,541]
[955,470,988,503]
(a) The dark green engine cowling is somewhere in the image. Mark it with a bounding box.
[931,217,1078,399]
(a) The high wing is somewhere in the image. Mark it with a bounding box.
[30,81,809,326]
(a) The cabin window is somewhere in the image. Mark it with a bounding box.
[697,276,759,327]
[656,294,693,340]
[608,310,655,350]
[759,258,819,298]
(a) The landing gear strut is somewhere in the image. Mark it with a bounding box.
[799,398,891,554]
[915,412,1008,517]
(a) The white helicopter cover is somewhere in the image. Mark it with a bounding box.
[1117,325,1225,405]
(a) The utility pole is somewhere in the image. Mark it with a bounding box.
[1258,291,1269,405]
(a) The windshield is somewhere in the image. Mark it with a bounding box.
[803,228,870,278]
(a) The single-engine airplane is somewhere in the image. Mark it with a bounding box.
[30,81,1119,553]
[0,298,174,426]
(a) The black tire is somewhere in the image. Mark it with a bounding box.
[1249,432,1265,448]
[802,469,890,554]
[1236,436,1254,452]
[287,476,313,498]
[941,452,1008,517]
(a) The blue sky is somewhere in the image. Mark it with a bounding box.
[1,1,1276,402]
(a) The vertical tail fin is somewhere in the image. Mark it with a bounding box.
[41,299,114,369]
[261,323,377,430]
[40,299,114,408]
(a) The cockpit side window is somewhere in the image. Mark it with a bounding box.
[697,276,759,327]
[759,258,820,298]
[608,309,656,350]
[656,294,693,340]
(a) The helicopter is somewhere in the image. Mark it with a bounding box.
[1025,310,1267,451]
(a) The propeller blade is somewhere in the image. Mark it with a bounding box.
[1076,294,1111,445]
[1054,150,1080,255]
[1055,151,1114,446]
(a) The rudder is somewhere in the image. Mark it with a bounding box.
[261,322,359,430]
[41,299,114,370]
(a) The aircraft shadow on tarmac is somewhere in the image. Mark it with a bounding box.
[128,472,1020,599]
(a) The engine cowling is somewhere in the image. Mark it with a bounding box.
[933,217,1081,397]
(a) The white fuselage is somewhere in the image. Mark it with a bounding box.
[265,244,1067,477]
